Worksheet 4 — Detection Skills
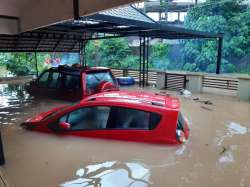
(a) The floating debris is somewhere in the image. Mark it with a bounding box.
[219,151,234,163]
[204,100,213,105]
[219,146,228,155]
[180,89,192,97]
[201,106,213,111]
[228,122,247,135]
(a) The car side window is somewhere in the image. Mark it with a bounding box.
[48,72,60,88]
[39,71,50,86]
[63,74,80,89]
[106,107,161,130]
[59,106,110,130]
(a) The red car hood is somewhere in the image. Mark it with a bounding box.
[26,105,68,123]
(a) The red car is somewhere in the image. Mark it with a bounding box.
[22,91,189,144]
[25,65,119,101]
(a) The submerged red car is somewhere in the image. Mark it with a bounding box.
[22,91,189,144]
[25,65,118,101]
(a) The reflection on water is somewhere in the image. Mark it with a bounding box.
[60,161,151,187]
[0,84,32,108]
[0,84,33,126]
[216,122,249,146]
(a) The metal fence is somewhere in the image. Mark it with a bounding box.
[202,75,238,91]
[111,68,239,93]
[165,73,187,91]
[112,69,157,84]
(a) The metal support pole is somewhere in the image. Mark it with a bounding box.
[146,38,149,86]
[139,37,142,86]
[83,41,86,67]
[216,37,223,74]
[142,37,146,87]
[35,52,39,77]
[0,131,5,165]
[73,0,79,20]
[79,41,83,66]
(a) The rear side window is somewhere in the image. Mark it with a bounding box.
[107,107,161,130]
[63,74,80,89]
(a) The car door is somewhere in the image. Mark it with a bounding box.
[61,73,82,101]
[56,106,111,138]
[47,71,60,96]
[104,106,162,142]
[34,70,50,94]
[54,105,161,142]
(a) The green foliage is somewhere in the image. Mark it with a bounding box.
[0,53,50,76]
[0,38,171,76]
[149,42,170,70]
[99,38,133,68]
[183,0,250,73]
[86,38,140,69]
[85,38,170,71]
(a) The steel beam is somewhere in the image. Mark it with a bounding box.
[139,37,142,86]
[73,0,80,20]
[216,37,223,74]
[34,52,39,77]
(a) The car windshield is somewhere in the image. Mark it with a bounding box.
[42,103,78,121]
[86,71,114,91]
[177,112,185,131]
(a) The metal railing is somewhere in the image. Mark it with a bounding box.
[111,68,157,84]
[202,75,238,91]
[165,73,187,91]
[111,68,239,93]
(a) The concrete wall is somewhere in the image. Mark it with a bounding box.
[0,18,19,34]
[0,0,139,34]
[186,73,203,93]
[238,77,250,101]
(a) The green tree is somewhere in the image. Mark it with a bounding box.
[149,42,170,70]
[86,38,139,69]
[183,0,250,73]
[0,53,50,76]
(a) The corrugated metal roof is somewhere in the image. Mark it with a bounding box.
[0,5,220,52]
[100,5,155,23]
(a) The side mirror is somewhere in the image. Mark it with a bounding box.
[59,121,71,130]
[98,81,117,92]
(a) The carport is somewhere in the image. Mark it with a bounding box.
[0,5,223,87]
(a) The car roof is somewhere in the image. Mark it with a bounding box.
[47,66,110,75]
[82,91,180,110]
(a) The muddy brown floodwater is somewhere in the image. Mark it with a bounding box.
[0,82,250,187]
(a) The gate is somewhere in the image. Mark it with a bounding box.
[165,73,187,91]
